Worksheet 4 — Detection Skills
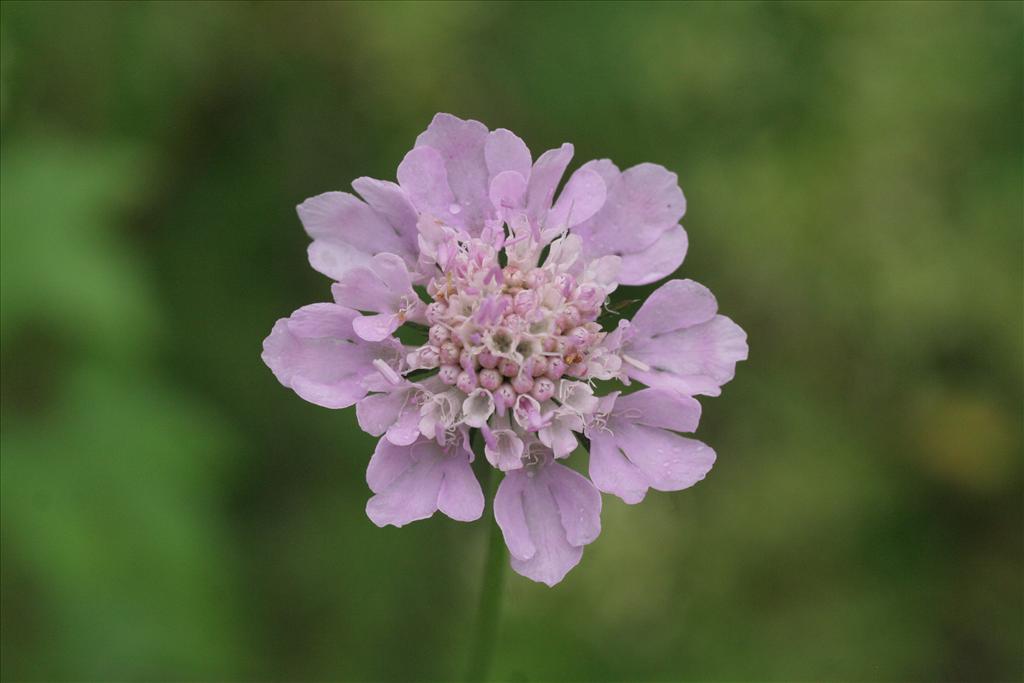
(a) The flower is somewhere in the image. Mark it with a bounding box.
[262,113,748,586]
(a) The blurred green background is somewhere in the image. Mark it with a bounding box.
[1,2,1021,681]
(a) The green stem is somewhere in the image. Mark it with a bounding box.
[465,463,507,683]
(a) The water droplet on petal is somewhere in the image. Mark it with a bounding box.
[449,203,462,215]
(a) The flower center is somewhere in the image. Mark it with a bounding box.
[411,230,611,406]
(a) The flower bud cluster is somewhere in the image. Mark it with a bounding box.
[406,233,611,415]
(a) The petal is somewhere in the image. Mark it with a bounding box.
[370,251,415,295]
[627,314,749,397]
[589,431,650,505]
[539,416,580,459]
[546,167,607,230]
[306,240,373,283]
[415,113,492,232]
[356,388,407,437]
[493,471,536,561]
[331,253,418,340]
[544,234,583,272]
[365,439,479,527]
[261,304,377,409]
[489,170,528,216]
[351,177,420,256]
[462,388,495,428]
[497,465,589,586]
[512,394,543,431]
[283,301,358,337]
[331,265,396,314]
[485,430,525,471]
[352,313,398,342]
[576,158,619,188]
[366,464,443,528]
[297,192,414,280]
[630,279,716,338]
[585,345,623,381]
[526,143,573,226]
[558,380,599,415]
[583,254,623,288]
[366,437,416,493]
[436,453,485,522]
[616,224,688,285]
[546,461,602,547]
[418,390,461,440]
[574,162,686,257]
[485,128,532,181]
[613,388,702,432]
[386,401,422,446]
[397,146,458,222]
[614,421,716,493]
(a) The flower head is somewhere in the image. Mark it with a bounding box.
[262,114,748,585]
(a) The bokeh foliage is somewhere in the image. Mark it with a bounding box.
[1,2,1021,681]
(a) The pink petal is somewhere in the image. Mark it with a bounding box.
[297,192,415,280]
[577,158,619,188]
[365,438,481,527]
[539,416,581,459]
[366,438,416,493]
[437,454,485,522]
[284,302,358,337]
[525,143,573,226]
[546,167,607,230]
[261,304,379,409]
[356,389,406,437]
[511,474,584,586]
[588,431,650,505]
[352,313,397,342]
[369,251,415,294]
[630,278,717,340]
[397,146,458,223]
[351,177,420,256]
[484,430,525,471]
[493,471,536,561]
[494,462,600,586]
[306,240,373,283]
[332,268,397,314]
[366,464,443,528]
[485,128,532,181]
[569,162,689,285]
[386,402,422,446]
[613,422,716,493]
[547,461,602,547]
[615,224,689,286]
[627,314,749,397]
[612,389,702,433]
[415,113,492,232]
[331,253,418,341]
[488,170,528,217]
[575,162,685,254]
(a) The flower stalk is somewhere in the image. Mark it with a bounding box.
[465,461,507,682]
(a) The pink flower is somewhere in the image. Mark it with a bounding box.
[262,114,748,585]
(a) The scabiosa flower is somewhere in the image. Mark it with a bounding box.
[262,114,747,586]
